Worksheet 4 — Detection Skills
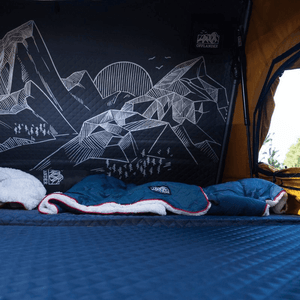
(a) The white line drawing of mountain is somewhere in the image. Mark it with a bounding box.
[34,55,227,171]
[0,21,109,152]
[33,109,207,171]
[0,107,57,152]
[0,20,229,175]
[61,70,104,108]
[0,20,106,135]
[152,56,228,120]
[122,57,228,145]
[0,78,74,151]
[33,56,228,171]
[0,76,81,152]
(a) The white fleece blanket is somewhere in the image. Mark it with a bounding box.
[0,167,46,210]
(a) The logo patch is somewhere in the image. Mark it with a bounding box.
[196,31,220,49]
[149,186,171,195]
[43,169,64,185]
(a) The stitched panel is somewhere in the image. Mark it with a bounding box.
[0,0,249,190]
[0,209,300,227]
[0,225,300,299]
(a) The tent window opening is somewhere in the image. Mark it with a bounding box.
[259,68,300,169]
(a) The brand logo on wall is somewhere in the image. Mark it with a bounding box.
[43,169,64,185]
[196,31,220,49]
[149,186,171,195]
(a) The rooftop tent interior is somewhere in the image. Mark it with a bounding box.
[0,0,251,192]
[253,48,300,214]
[3,3,300,299]
[221,0,300,213]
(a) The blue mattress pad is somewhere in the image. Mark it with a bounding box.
[0,208,300,227]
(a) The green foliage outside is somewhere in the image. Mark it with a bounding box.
[284,138,300,168]
[261,133,300,169]
[261,133,284,169]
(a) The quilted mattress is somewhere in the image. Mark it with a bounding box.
[0,208,300,226]
[1,219,300,300]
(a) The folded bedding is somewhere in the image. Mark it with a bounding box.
[0,167,46,210]
[0,167,287,216]
[205,178,287,215]
[38,174,288,216]
[38,175,211,216]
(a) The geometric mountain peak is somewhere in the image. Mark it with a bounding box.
[62,70,87,91]
[155,57,201,89]
[0,20,36,95]
[196,56,207,78]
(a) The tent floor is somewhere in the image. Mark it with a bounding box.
[1,210,300,299]
[1,224,300,300]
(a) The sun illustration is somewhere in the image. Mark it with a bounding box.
[94,61,153,98]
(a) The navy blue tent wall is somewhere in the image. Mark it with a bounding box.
[0,0,250,192]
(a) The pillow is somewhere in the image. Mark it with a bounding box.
[0,167,46,210]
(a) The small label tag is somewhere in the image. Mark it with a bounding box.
[196,31,220,49]
[149,186,171,195]
[43,169,64,185]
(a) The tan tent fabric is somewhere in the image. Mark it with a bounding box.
[223,0,300,182]
[257,163,300,214]
[258,54,300,150]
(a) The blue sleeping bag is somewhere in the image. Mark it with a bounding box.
[38,175,286,216]
[203,178,285,216]
[39,174,211,215]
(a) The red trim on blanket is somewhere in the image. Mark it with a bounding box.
[262,204,268,216]
[199,186,209,201]
[273,190,286,202]
[39,186,210,215]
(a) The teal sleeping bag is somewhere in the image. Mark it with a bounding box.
[39,174,211,215]
[203,178,286,216]
[38,175,286,216]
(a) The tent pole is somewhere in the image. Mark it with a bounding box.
[238,27,253,178]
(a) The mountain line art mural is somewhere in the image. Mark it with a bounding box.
[0,20,229,181]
